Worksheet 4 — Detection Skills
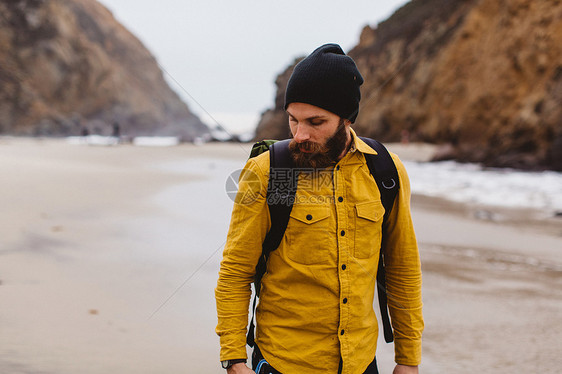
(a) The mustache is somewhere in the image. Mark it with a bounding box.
[288,121,347,168]
[291,139,327,154]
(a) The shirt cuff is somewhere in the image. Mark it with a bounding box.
[219,332,248,361]
[394,337,422,366]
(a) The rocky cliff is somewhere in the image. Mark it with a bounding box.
[0,0,208,139]
[255,0,562,170]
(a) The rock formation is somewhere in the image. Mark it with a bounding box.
[255,0,562,170]
[0,0,209,140]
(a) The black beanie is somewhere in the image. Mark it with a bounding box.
[284,43,364,123]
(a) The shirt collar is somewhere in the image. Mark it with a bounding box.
[349,128,378,155]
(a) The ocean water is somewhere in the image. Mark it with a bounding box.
[403,160,562,216]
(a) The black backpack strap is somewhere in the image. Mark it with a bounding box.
[256,139,297,292]
[360,137,400,344]
[247,139,297,347]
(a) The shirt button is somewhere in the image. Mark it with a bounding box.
[338,196,343,202]
[340,230,345,236]
[306,214,312,221]
[341,329,345,335]
[342,264,346,270]
[343,298,348,304]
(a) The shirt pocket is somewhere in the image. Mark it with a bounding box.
[286,205,332,265]
[354,200,385,259]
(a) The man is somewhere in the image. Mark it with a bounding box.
[216,44,423,374]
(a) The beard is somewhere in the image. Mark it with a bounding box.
[289,119,349,169]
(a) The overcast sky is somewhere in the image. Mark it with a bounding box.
[98,0,409,133]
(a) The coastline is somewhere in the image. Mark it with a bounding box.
[0,138,560,373]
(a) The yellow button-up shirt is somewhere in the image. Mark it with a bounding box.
[216,130,423,373]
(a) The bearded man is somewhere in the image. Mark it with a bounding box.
[216,44,423,374]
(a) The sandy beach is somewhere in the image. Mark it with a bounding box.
[1,138,561,374]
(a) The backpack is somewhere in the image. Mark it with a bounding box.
[246,137,399,347]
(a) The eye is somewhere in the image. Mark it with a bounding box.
[309,120,324,126]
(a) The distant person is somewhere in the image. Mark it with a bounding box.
[216,44,423,374]
[401,129,410,144]
[80,126,90,144]
[112,121,120,139]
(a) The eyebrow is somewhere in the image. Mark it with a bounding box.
[287,111,328,121]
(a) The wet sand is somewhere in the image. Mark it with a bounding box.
[0,138,561,373]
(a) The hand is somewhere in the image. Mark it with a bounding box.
[227,362,255,374]
[393,364,419,374]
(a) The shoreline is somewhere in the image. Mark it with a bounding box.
[412,194,562,238]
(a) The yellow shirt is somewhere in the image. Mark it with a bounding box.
[216,130,423,373]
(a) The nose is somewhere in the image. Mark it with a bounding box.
[293,124,310,143]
